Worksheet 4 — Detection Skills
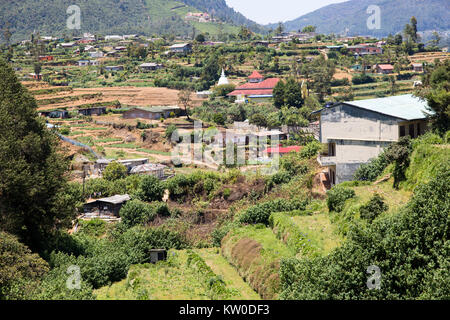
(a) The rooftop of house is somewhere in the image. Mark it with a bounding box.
[377,64,394,70]
[265,146,302,154]
[86,194,130,205]
[131,106,180,113]
[248,71,264,79]
[315,94,431,121]
[170,43,191,49]
[130,163,167,174]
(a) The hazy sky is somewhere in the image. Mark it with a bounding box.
[225,0,349,25]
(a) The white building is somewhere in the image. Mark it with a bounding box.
[314,94,431,185]
[217,69,229,86]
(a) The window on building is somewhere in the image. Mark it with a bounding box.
[400,125,406,137]
[409,124,415,138]
[329,143,336,157]
[417,123,421,136]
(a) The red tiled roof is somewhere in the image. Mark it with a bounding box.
[265,146,302,154]
[228,89,275,96]
[228,78,280,96]
[377,64,394,70]
[248,71,264,79]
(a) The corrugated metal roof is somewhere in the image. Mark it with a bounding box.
[98,194,130,204]
[342,94,431,120]
[131,106,180,113]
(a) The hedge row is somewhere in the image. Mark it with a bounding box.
[186,250,233,300]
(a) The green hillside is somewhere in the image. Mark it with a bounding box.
[0,0,254,43]
[273,0,450,37]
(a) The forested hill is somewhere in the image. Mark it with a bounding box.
[0,0,264,43]
[181,0,265,33]
[270,0,450,37]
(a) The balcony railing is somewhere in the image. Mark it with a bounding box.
[317,155,336,166]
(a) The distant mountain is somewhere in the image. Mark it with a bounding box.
[269,0,450,37]
[0,0,264,43]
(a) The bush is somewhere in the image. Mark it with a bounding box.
[78,219,107,237]
[269,212,317,256]
[119,199,156,228]
[352,74,375,85]
[136,175,164,202]
[0,232,49,299]
[103,162,128,181]
[238,198,309,225]
[280,164,450,300]
[353,151,390,181]
[299,140,322,159]
[213,84,236,97]
[359,193,388,222]
[326,185,356,212]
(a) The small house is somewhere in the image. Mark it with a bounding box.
[95,158,149,173]
[139,63,163,72]
[149,249,167,264]
[411,63,423,72]
[105,35,123,41]
[130,163,167,179]
[78,106,106,116]
[169,43,192,54]
[105,65,124,72]
[60,42,76,48]
[78,60,90,67]
[89,51,104,58]
[40,109,69,119]
[374,64,394,74]
[39,55,54,61]
[83,194,131,217]
[123,106,182,120]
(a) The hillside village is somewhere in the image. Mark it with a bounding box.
[0,10,449,304]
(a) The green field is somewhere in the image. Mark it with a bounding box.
[94,249,260,300]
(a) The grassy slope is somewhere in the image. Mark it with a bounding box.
[94,250,209,300]
[221,225,294,299]
[194,248,261,300]
[94,249,259,300]
[291,213,342,256]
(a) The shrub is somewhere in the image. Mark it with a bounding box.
[359,193,388,222]
[211,221,240,247]
[299,140,322,159]
[78,219,107,237]
[120,199,156,228]
[353,151,390,181]
[238,198,309,225]
[352,74,375,85]
[0,232,49,299]
[326,185,356,212]
[103,162,128,181]
[136,175,164,202]
[280,164,450,300]
[269,212,317,256]
[223,188,231,199]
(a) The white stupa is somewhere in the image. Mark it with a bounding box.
[217,68,229,86]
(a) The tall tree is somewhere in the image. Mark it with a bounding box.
[416,60,450,135]
[0,58,76,250]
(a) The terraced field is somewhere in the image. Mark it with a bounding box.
[94,249,260,300]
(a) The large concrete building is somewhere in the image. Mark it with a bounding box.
[314,94,430,185]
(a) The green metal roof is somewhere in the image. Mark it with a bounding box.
[342,94,431,120]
